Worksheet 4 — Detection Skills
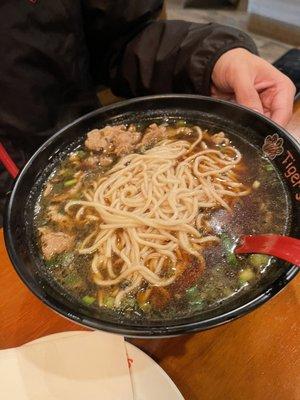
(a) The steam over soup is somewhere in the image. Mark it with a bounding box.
[35,121,289,319]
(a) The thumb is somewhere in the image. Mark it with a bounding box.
[234,79,264,114]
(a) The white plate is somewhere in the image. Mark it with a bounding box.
[27,331,184,400]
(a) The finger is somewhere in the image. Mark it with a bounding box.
[270,81,296,126]
[264,110,271,118]
[211,84,234,101]
[234,79,264,114]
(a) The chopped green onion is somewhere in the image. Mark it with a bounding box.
[248,254,271,268]
[227,252,238,266]
[215,144,226,152]
[76,150,86,159]
[64,273,83,289]
[121,297,137,309]
[220,233,232,250]
[139,302,151,313]
[189,299,203,312]
[185,286,203,312]
[59,252,74,267]
[44,257,58,268]
[44,252,74,269]
[186,286,200,300]
[220,233,239,267]
[64,178,77,187]
[264,164,274,172]
[103,296,115,308]
[52,182,65,193]
[61,168,75,178]
[176,120,187,127]
[82,295,96,306]
[239,268,255,283]
[223,287,234,297]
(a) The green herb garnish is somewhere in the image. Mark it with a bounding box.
[239,268,255,284]
[176,120,187,127]
[82,295,96,306]
[248,254,271,268]
[44,256,58,268]
[64,178,77,187]
[64,273,83,289]
[186,286,200,300]
[76,150,86,159]
[264,164,274,172]
[220,233,239,267]
[103,296,115,308]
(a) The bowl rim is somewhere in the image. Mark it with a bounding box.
[4,94,299,337]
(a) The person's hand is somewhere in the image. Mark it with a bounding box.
[211,48,296,126]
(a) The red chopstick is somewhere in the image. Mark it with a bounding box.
[0,142,20,179]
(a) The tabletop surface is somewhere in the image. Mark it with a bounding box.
[0,104,299,400]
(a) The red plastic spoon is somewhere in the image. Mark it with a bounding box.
[235,235,300,266]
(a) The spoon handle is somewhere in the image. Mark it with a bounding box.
[235,235,300,266]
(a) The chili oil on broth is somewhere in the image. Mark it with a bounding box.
[34,121,289,321]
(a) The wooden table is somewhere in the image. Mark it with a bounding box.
[0,105,299,400]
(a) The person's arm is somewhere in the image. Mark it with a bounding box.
[83,0,295,126]
[83,0,257,97]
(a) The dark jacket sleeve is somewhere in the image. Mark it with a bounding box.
[83,1,258,97]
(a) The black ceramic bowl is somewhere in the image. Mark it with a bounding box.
[4,95,300,337]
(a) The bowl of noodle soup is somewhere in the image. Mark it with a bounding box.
[4,95,299,337]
